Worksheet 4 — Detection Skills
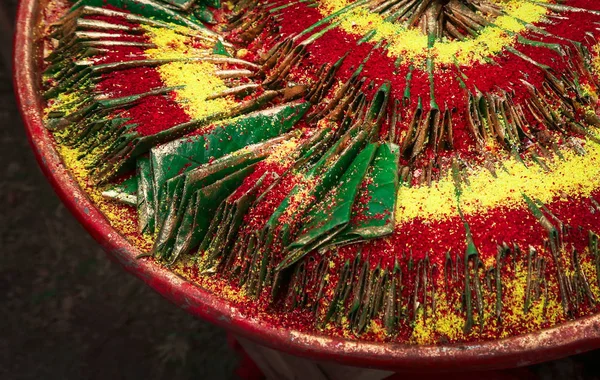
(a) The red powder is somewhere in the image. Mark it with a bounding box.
[545,194,600,253]
[229,161,286,201]
[272,1,324,38]
[466,206,547,262]
[97,66,165,97]
[241,171,301,231]
[126,93,191,136]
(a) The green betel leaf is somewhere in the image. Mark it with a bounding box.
[264,127,370,248]
[137,156,155,235]
[212,40,231,56]
[331,142,400,246]
[195,4,218,25]
[153,141,277,260]
[167,165,257,263]
[70,0,205,30]
[203,173,271,262]
[149,101,310,223]
[195,174,272,273]
[101,175,138,206]
[280,143,379,269]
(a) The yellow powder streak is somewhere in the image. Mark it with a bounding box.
[56,143,154,251]
[264,137,301,165]
[396,140,600,224]
[44,92,84,121]
[317,0,549,66]
[410,261,564,344]
[144,26,235,120]
[593,44,600,79]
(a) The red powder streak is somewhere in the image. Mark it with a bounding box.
[384,217,468,267]
[97,66,165,97]
[242,172,301,231]
[466,206,547,262]
[126,93,191,136]
[275,1,324,38]
[307,29,376,83]
[546,0,600,40]
[545,193,600,253]
[229,161,287,201]
[89,15,160,95]
[331,192,600,271]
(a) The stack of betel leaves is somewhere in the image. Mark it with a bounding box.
[41,0,600,343]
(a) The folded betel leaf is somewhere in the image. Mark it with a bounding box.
[101,175,138,207]
[222,127,349,289]
[327,142,400,247]
[199,172,273,270]
[148,101,310,228]
[160,164,258,264]
[137,156,155,235]
[70,0,206,30]
[194,4,218,25]
[153,135,289,261]
[278,143,379,270]
[364,81,391,132]
[212,39,231,56]
[262,122,370,251]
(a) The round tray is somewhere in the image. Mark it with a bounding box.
[13,0,600,371]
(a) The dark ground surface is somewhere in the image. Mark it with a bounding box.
[1,1,239,379]
[5,1,600,379]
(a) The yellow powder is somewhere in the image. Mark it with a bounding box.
[172,258,249,303]
[500,261,564,337]
[367,320,387,339]
[411,259,566,344]
[396,139,600,224]
[593,44,600,80]
[411,292,466,344]
[264,137,301,165]
[57,144,153,251]
[145,26,236,120]
[44,91,83,120]
[396,177,458,223]
[316,0,549,66]
[157,61,234,120]
[143,25,209,59]
[284,176,318,219]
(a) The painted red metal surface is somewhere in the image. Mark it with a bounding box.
[13,0,600,371]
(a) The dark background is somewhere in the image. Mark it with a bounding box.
[1,1,239,379]
[2,0,600,379]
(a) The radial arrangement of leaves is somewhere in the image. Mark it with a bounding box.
[41,0,600,344]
